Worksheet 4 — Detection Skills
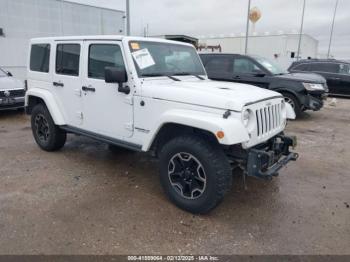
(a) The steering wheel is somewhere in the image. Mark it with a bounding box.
[167,62,182,71]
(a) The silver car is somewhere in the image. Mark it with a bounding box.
[0,67,25,111]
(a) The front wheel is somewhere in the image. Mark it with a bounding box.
[159,135,232,214]
[31,104,67,152]
[283,93,302,118]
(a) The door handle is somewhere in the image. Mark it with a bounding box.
[82,86,96,92]
[233,76,241,80]
[330,77,341,81]
[53,82,64,87]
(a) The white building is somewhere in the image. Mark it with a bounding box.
[199,34,319,70]
[0,0,125,79]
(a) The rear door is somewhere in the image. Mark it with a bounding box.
[80,41,134,139]
[52,42,83,127]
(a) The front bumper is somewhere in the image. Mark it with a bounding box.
[0,97,25,110]
[247,135,299,179]
[303,92,328,111]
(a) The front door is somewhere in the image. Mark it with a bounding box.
[232,57,270,89]
[81,41,134,139]
[52,42,83,127]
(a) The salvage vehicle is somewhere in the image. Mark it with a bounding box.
[0,67,25,111]
[26,36,298,214]
[289,59,350,98]
[200,53,328,117]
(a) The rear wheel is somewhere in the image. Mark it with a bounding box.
[283,93,302,117]
[31,104,66,152]
[159,135,232,214]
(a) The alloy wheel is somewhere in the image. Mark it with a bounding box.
[34,114,50,143]
[168,152,207,200]
[284,97,295,109]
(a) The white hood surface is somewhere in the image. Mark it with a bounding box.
[141,78,282,112]
[0,77,24,91]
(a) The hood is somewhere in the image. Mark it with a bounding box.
[141,77,282,112]
[275,72,326,84]
[0,76,24,90]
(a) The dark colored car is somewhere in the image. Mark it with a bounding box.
[288,59,350,97]
[200,53,328,117]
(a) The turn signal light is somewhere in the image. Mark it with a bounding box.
[216,131,225,139]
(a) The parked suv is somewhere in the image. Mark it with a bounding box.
[289,59,350,97]
[26,36,298,214]
[0,67,25,111]
[200,54,328,117]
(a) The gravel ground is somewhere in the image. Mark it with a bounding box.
[0,99,349,255]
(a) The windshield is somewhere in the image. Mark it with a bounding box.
[0,68,7,77]
[129,41,206,78]
[254,56,286,75]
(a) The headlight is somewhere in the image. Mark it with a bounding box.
[303,83,325,91]
[242,109,250,127]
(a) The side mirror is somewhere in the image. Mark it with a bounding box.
[254,73,266,77]
[105,67,130,94]
[252,69,265,77]
[7,71,13,77]
[105,66,127,84]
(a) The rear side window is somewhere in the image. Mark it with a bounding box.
[88,44,125,79]
[205,56,232,74]
[308,63,339,73]
[56,44,81,76]
[30,44,50,73]
[339,63,350,75]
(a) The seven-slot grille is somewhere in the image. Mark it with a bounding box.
[255,103,283,137]
[0,89,25,98]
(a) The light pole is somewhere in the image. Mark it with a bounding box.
[245,0,252,55]
[126,0,131,36]
[296,0,306,61]
[327,0,339,58]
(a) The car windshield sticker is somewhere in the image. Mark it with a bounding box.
[130,42,140,50]
[132,48,155,70]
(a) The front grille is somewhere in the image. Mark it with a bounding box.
[0,89,25,98]
[255,103,283,137]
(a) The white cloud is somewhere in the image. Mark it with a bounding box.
[68,0,350,59]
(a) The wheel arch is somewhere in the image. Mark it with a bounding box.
[26,89,66,125]
[143,109,250,153]
[149,123,218,156]
[273,88,303,104]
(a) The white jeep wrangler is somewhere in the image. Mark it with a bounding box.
[26,36,298,214]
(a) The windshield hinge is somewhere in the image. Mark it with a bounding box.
[124,96,134,105]
[223,110,231,119]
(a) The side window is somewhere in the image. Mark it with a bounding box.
[233,58,260,74]
[56,44,81,76]
[339,63,350,75]
[205,57,232,74]
[294,64,309,71]
[88,44,125,79]
[309,63,339,73]
[30,44,50,73]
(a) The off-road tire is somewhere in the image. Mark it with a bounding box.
[159,135,232,214]
[31,104,66,152]
[282,92,302,118]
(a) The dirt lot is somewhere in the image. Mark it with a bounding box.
[0,99,349,255]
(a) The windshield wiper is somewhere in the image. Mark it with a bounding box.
[173,73,205,80]
[141,73,181,81]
